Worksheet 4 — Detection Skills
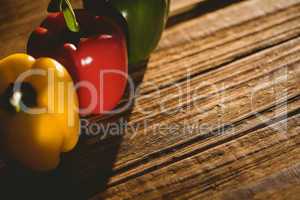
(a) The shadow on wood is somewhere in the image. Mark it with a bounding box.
[167,0,242,28]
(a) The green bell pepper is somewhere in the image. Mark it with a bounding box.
[84,0,170,65]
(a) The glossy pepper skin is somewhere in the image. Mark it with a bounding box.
[28,10,128,116]
[0,54,80,171]
[84,0,170,65]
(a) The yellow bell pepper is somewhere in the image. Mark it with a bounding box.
[0,54,80,171]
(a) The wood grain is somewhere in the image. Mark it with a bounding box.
[0,0,299,199]
[89,0,300,178]
[98,113,300,199]
[95,0,300,199]
[103,37,300,186]
[160,0,300,50]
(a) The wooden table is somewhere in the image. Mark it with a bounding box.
[0,0,300,199]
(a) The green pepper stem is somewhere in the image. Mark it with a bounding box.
[48,0,80,32]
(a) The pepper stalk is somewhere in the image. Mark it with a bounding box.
[48,0,80,32]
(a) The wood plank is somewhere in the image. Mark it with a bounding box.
[96,20,300,173]
[222,162,300,200]
[107,94,300,187]
[159,0,300,50]
[144,2,300,94]
[96,112,300,199]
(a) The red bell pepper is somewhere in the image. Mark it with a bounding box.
[27,10,128,116]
